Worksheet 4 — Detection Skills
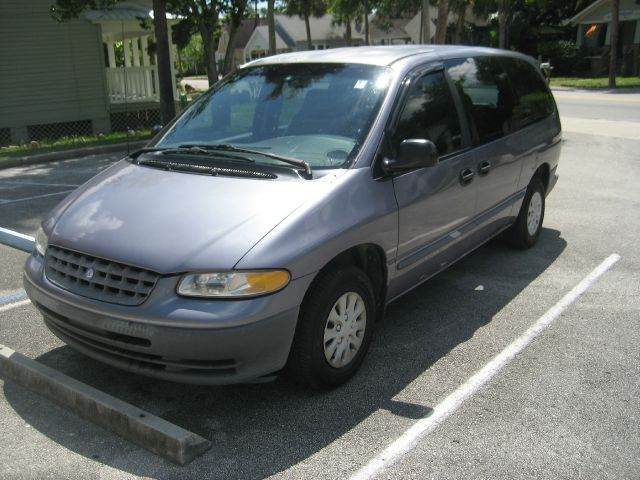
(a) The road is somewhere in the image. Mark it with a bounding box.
[0,89,639,479]
[553,89,640,122]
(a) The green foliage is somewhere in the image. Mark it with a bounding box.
[177,34,205,75]
[329,0,363,27]
[50,0,118,22]
[285,0,328,21]
[374,0,421,19]
[538,40,589,76]
[0,130,152,159]
[550,76,640,89]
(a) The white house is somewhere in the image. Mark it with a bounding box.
[0,0,180,145]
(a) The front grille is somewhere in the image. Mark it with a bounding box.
[45,245,159,306]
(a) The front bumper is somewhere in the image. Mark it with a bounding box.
[24,253,315,385]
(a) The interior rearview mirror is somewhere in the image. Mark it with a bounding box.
[383,139,439,173]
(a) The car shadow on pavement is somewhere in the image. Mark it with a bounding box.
[3,228,566,479]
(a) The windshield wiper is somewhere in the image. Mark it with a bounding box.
[179,143,313,179]
[129,146,254,163]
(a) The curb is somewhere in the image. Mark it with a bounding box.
[550,86,640,93]
[0,140,148,171]
[0,227,34,253]
[0,342,211,465]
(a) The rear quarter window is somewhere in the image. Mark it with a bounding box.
[499,57,555,130]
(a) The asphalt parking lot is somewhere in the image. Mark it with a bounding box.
[1,94,639,479]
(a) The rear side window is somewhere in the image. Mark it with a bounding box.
[445,57,516,145]
[391,71,463,157]
[499,58,555,130]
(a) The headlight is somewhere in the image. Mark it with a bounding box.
[35,226,48,256]
[177,270,290,298]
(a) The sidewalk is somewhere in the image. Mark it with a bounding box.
[0,140,147,171]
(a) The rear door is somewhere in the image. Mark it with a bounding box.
[445,56,525,235]
[387,67,478,298]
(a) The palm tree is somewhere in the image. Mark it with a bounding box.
[268,0,276,54]
[285,0,327,50]
[435,0,450,44]
[608,0,619,88]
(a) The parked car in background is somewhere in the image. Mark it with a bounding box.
[24,46,561,389]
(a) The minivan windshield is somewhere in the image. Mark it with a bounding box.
[155,63,392,169]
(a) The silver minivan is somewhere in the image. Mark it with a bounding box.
[24,46,561,389]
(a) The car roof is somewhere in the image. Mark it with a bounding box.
[242,45,532,68]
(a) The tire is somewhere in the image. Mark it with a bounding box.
[287,266,376,389]
[505,177,545,249]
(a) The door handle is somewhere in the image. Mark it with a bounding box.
[478,161,492,175]
[459,168,475,185]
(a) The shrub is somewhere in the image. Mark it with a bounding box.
[537,40,589,76]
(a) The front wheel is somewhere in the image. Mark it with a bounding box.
[505,177,545,249]
[286,266,376,389]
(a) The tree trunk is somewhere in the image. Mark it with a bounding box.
[268,0,276,55]
[421,0,431,44]
[345,17,352,46]
[223,0,248,75]
[200,23,218,87]
[223,23,238,74]
[454,2,468,44]
[152,0,176,124]
[364,0,369,45]
[608,0,620,88]
[435,0,449,44]
[304,12,312,49]
[498,0,510,50]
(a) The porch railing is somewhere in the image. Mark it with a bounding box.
[106,66,159,103]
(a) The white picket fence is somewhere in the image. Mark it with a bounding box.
[106,66,159,103]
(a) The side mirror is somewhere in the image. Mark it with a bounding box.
[383,139,439,173]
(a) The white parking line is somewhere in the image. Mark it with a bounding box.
[0,190,74,206]
[0,299,30,313]
[0,180,80,187]
[0,290,27,307]
[350,253,621,480]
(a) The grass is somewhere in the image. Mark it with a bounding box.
[550,76,640,89]
[0,130,152,159]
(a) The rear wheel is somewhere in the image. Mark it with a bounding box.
[287,266,376,389]
[505,177,545,249]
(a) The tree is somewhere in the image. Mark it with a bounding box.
[169,1,222,87]
[421,0,431,43]
[452,0,473,43]
[222,0,249,74]
[498,0,510,49]
[608,0,619,88]
[51,0,176,123]
[153,0,177,123]
[435,0,449,44]
[285,0,327,50]
[330,0,360,46]
[363,0,370,45]
[470,0,600,52]
[268,0,276,54]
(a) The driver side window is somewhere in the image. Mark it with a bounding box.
[392,71,463,157]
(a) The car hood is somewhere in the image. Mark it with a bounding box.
[48,160,332,273]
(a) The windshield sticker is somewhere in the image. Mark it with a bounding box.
[354,80,368,89]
